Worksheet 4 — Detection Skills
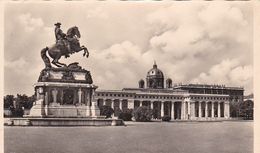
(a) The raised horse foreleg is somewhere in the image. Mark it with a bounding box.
[82,45,89,58]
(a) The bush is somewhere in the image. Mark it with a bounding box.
[133,106,153,122]
[114,107,122,117]
[118,109,133,121]
[10,106,24,117]
[99,105,114,118]
[162,115,171,122]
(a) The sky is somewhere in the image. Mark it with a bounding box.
[4,1,253,95]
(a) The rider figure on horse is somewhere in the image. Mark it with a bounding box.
[41,24,89,68]
[54,22,72,58]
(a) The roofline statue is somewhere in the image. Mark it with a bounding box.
[41,22,89,68]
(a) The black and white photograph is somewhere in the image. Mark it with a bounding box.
[2,1,255,153]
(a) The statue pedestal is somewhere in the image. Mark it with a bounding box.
[90,104,100,117]
[26,66,100,118]
[25,99,46,118]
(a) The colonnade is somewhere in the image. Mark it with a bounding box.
[43,87,92,106]
[97,98,230,120]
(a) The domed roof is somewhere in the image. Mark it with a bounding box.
[147,61,164,78]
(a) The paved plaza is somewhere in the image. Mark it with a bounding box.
[4,121,253,153]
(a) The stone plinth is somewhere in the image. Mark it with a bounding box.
[26,65,101,118]
[10,118,125,126]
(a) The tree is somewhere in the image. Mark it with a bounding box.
[4,94,35,117]
[239,100,254,120]
[100,105,114,118]
[133,106,153,122]
[16,94,35,109]
[4,95,14,109]
[118,109,133,121]
[230,100,242,117]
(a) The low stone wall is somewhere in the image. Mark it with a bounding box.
[6,118,125,126]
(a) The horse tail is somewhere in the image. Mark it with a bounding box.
[41,47,51,68]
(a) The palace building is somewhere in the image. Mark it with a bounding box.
[95,62,244,120]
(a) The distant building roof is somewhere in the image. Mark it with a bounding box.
[173,83,244,90]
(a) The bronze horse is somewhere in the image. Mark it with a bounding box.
[41,26,89,68]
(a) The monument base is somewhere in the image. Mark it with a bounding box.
[25,99,46,118]
[25,103,102,118]
[26,65,101,118]
[8,118,125,126]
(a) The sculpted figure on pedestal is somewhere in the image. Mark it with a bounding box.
[41,22,89,68]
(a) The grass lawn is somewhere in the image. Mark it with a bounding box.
[4,121,253,153]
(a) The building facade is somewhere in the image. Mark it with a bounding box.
[95,63,244,120]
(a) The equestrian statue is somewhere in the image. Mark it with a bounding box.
[41,22,89,68]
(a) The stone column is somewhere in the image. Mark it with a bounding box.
[128,99,134,109]
[225,101,230,118]
[28,87,46,117]
[36,90,40,100]
[171,102,175,120]
[52,89,58,103]
[198,102,202,118]
[218,102,221,118]
[187,101,190,120]
[181,101,186,120]
[45,91,49,106]
[161,102,164,117]
[45,91,49,115]
[103,99,107,106]
[90,87,100,117]
[140,101,143,106]
[151,101,153,109]
[78,88,82,105]
[111,99,114,118]
[205,102,208,118]
[212,102,214,118]
[119,99,123,110]
[190,102,195,120]
[111,99,114,110]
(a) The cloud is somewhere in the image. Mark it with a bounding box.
[4,57,28,70]
[86,7,108,19]
[192,59,253,94]
[4,3,253,95]
[144,3,252,93]
[18,13,44,32]
[85,41,146,89]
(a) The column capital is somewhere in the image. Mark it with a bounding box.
[184,97,191,101]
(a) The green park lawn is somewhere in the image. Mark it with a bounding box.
[4,121,253,153]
